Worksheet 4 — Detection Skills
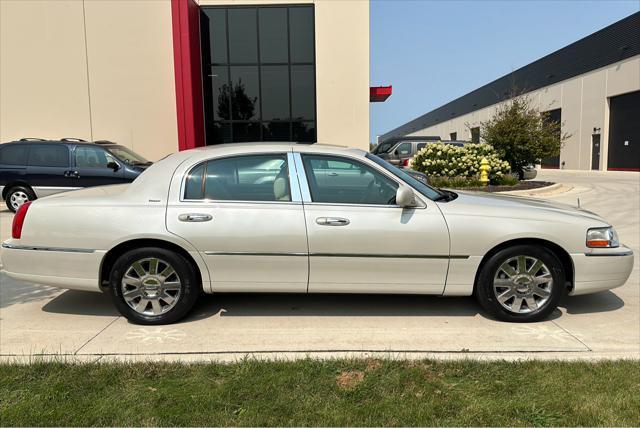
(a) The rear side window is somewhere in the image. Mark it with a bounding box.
[396,143,412,155]
[28,145,69,167]
[184,154,290,202]
[0,145,28,165]
[417,143,427,150]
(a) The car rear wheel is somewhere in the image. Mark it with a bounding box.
[109,247,200,325]
[6,185,36,212]
[475,245,565,322]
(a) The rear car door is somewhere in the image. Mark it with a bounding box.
[72,145,126,186]
[26,144,78,195]
[297,152,450,294]
[166,152,308,292]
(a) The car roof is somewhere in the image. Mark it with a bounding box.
[4,138,119,146]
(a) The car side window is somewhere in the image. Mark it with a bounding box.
[302,154,399,205]
[397,143,412,155]
[75,146,116,168]
[0,145,28,165]
[27,145,69,167]
[417,143,427,150]
[184,154,290,202]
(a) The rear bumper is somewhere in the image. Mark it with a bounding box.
[1,240,103,292]
[570,247,634,295]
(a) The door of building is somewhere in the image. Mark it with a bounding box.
[607,90,639,171]
[591,134,601,170]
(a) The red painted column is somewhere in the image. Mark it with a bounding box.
[171,0,205,151]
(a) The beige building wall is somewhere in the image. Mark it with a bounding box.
[1,0,179,161]
[407,55,640,170]
[199,0,371,150]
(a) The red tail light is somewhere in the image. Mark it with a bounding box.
[402,158,410,167]
[12,201,31,239]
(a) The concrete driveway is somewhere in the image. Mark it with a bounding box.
[1,170,638,362]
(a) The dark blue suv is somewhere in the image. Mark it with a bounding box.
[0,138,152,212]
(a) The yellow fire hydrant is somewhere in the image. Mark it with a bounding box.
[479,157,491,186]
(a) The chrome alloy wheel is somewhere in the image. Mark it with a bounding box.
[493,255,553,314]
[9,191,29,211]
[121,257,182,316]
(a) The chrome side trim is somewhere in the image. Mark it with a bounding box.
[584,250,634,257]
[1,242,95,253]
[310,253,468,259]
[287,152,303,203]
[204,251,307,257]
[203,250,468,259]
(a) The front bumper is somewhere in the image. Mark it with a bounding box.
[570,246,634,295]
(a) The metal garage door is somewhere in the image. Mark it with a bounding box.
[608,90,640,171]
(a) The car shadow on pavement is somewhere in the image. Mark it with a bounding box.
[559,291,624,315]
[36,289,625,323]
[42,290,117,317]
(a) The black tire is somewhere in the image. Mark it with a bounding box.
[109,247,200,325]
[5,185,36,212]
[475,245,565,322]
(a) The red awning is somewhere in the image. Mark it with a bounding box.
[370,85,392,102]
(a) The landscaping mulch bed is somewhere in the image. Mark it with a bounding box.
[463,180,555,193]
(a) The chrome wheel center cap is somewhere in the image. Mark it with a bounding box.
[142,277,162,297]
[514,274,533,294]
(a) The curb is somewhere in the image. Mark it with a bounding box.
[498,182,570,197]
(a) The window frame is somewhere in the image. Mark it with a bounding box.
[72,145,120,169]
[297,153,412,208]
[200,4,317,144]
[180,152,301,204]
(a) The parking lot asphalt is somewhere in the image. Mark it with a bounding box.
[1,170,638,362]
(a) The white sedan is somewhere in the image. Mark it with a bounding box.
[2,143,634,324]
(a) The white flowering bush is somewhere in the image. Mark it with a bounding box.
[412,143,511,181]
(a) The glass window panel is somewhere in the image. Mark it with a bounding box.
[263,122,290,141]
[200,9,227,64]
[261,65,289,121]
[0,145,28,165]
[184,162,205,200]
[74,146,112,168]
[259,8,288,63]
[292,121,316,142]
[302,154,398,205]
[203,154,290,201]
[230,66,260,120]
[232,122,261,142]
[206,122,232,145]
[396,143,412,155]
[289,7,314,63]
[206,66,230,121]
[291,65,315,121]
[228,8,257,63]
[27,145,69,167]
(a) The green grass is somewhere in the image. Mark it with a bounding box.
[428,174,519,189]
[1,359,639,426]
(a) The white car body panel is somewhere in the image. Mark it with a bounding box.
[1,143,634,302]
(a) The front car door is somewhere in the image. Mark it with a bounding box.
[166,152,308,293]
[296,152,450,294]
[72,145,126,187]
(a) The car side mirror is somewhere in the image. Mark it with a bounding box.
[396,186,417,208]
[107,161,120,171]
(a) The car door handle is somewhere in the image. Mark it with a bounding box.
[178,213,212,222]
[64,170,80,178]
[327,172,338,176]
[316,217,350,226]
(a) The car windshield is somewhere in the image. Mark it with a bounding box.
[366,153,445,201]
[373,141,397,154]
[107,145,150,165]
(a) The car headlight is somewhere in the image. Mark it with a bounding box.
[586,227,619,248]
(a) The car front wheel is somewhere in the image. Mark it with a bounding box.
[109,247,200,325]
[475,245,565,322]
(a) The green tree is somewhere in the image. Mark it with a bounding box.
[480,95,570,174]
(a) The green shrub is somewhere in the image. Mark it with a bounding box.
[412,142,510,180]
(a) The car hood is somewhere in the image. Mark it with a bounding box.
[446,190,606,224]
